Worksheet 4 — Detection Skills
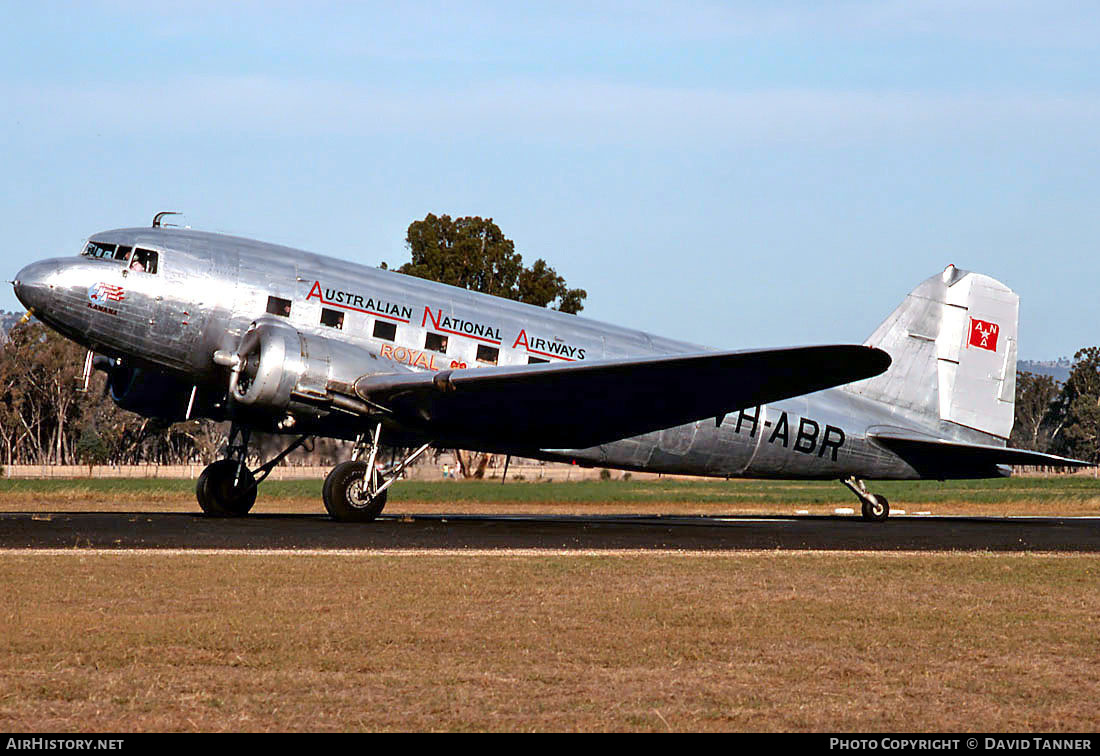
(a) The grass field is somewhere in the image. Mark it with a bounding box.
[1,476,1098,732]
[1,475,1098,517]
[1,551,1097,731]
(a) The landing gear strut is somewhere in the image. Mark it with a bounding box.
[196,424,311,517]
[322,422,432,522]
[841,476,890,522]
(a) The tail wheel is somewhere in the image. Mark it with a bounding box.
[861,494,890,522]
[323,460,388,522]
[196,459,257,517]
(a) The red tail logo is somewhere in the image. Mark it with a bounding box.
[969,318,999,352]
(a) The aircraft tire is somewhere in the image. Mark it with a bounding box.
[323,461,388,522]
[861,494,889,522]
[196,460,257,517]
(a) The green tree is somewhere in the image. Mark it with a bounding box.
[395,214,586,313]
[1011,371,1064,452]
[392,214,588,477]
[1059,347,1100,463]
[74,424,109,475]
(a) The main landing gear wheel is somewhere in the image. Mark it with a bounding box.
[841,477,891,523]
[861,494,890,522]
[194,424,311,518]
[321,423,433,523]
[323,461,388,522]
[196,459,257,517]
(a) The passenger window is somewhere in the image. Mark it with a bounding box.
[425,332,448,353]
[528,356,549,364]
[321,308,344,329]
[267,296,292,317]
[130,248,158,274]
[476,344,499,365]
[373,320,397,341]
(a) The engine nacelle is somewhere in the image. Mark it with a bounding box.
[217,317,374,414]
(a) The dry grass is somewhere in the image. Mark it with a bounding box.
[2,477,1097,732]
[1,551,1098,732]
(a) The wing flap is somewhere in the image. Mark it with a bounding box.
[353,345,890,450]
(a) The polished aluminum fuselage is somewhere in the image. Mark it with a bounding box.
[17,227,991,480]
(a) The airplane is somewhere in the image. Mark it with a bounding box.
[10,213,1089,522]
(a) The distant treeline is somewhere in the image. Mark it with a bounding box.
[1017,358,1072,384]
[2,316,1100,467]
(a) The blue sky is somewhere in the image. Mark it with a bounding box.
[2,1,1098,359]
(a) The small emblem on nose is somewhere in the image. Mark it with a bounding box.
[88,282,126,303]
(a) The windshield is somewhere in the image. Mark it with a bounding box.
[82,241,117,259]
[82,240,135,262]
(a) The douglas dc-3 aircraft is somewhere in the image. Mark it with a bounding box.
[10,213,1089,522]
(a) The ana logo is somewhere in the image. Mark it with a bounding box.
[88,282,125,303]
[969,318,999,352]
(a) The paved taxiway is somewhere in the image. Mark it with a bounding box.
[0,512,1098,551]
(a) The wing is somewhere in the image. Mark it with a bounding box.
[868,428,1092,478]
[353,345,890,450]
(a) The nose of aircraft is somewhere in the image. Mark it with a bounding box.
[12,260,58,312]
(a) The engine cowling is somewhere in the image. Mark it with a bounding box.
[215,317,374,414]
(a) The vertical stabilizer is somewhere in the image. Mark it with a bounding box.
[846,265,1018,440]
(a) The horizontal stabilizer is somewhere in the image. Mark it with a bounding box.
[354,344,889,450]
[868,428,1091,478]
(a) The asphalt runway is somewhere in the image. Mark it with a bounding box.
[0,511,1098,552]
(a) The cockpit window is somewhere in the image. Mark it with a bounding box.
[82,241,117,259]
[114,245,132,261]
[129,247,158,274]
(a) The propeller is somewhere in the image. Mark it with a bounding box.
[213,322,263,401]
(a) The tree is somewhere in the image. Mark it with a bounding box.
[0,331,25,465]
[396,214,586,313]
[1011,371,1063,452]
[74,424,109,475]
[0,321,77,464]
[1058,347,1100,463]
[0,316,229,467]
[391,214,588,477]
